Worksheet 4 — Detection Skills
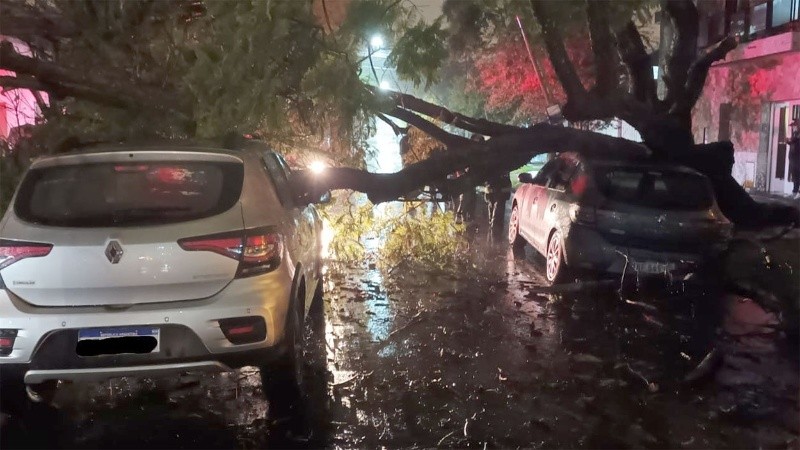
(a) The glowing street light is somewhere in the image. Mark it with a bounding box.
[370,34,384,49]
[309,161,327,174]
[379,80,390,90]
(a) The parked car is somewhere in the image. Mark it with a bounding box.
[0,142,327,412]
[508,152,732,284]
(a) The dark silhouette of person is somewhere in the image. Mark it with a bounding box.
[455,167,476,223]
[478,134,511,239]
[789,118,800,198]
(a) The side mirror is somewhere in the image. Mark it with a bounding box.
[518,172,535,184]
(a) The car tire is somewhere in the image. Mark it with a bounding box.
[545,229,569,285]
[305,277,326,368]
[308,277,324,330]
[261,294,304,419]
[508,204,526,259]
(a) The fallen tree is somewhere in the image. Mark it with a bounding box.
[1,0,797,229]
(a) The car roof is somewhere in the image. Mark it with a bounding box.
[30,140,276,165]
[558,152,704,176]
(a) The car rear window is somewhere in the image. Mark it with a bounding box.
[592,166,713,210]
[14,161,244,227]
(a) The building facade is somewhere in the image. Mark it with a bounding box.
[0,39,47,148]
[692,0,800,194]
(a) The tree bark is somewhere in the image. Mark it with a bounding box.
[615,21,657,107]
[0,42,184,115]
[292,123,650,204]
[586,0,618,95]
[386,90,522,136]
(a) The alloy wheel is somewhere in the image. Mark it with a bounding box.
[546,232,562,282]
[508,206,520,243]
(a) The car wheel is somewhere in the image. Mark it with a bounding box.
[546,229,569,284]
[261,294,304,418]
[508,204,526,259]
[308,277,324,329]
[305,277,326,367]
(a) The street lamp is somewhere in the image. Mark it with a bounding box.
[309,161,326,174]
[370,34,384,49]
[379,80,390,90]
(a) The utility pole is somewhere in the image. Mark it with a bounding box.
[515,15,554,107]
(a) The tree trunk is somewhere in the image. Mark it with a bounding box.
[637,120,799,229]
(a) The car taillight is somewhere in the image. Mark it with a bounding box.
[568,205,597,224]
[178,236,243,260]
[237,232,283,278]
[0,239,53,270]
[178,228,283,278]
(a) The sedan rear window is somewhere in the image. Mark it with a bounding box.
[592,166,713,211]
[15,161,244,227]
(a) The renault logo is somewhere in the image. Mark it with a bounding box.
[105,241,124,264]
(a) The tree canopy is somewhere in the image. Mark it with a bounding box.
[1,0,797,227]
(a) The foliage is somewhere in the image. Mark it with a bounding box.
[0,135,41,213]
[387,18,448,89]
[320,194,470,272]
[400,126,444,166]
[380,206,468,272]
[0,0,390,165]
[0,152,27,214]
[434,0,656,124]
[321,200,375,263]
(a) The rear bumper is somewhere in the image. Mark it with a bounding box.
[0,268,293,381]
[1,344,287,384]
[563,224,723,275]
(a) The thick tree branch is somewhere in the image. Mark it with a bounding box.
[0,1,78,45]
[384,106,472,148]
[615,21,657,106]
[388,90,522,136]
[0,73,132,109]
[292,124,650,203]
[376,113,408,136]
[0,75,48,93]
[674,35,737,117]
[529,0,587,102]
[0,41,183,114]
[662,0,699,112]
[586,0,618,95]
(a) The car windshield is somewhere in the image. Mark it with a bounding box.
[592,165,713,211]
[14,161,244,227]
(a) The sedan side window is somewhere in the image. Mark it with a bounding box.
[532,160,559,186]
[549,158,579,191]
[262,152,294,208]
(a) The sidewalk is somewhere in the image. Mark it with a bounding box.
[749,190,800,207]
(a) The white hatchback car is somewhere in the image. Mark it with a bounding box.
[0,141,326,413]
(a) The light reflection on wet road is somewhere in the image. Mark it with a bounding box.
[2,241,798,449]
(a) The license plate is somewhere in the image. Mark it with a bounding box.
[631,261,676,274]
[78,326,160,353]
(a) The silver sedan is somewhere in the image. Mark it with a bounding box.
[508,153,732,284]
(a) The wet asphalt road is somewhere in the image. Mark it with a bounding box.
[1,240,798,449]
